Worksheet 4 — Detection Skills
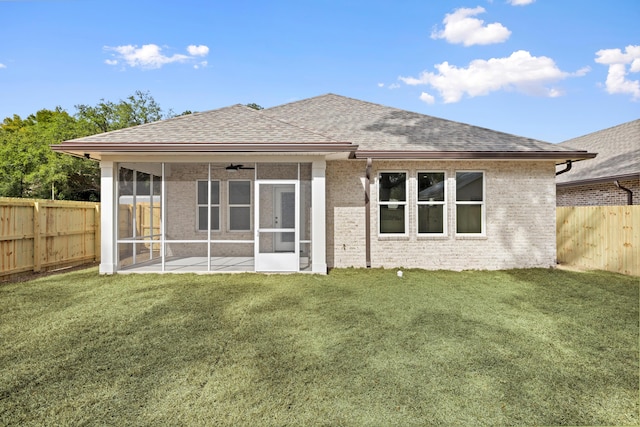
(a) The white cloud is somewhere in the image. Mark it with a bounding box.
[104,44,210,70]
[400,50,588,103]
[378,82,401,89]
[0,63,6,69]
[419,92,436,104]
[187,45,209,56]
[574,66,591,77]
[194,61,208,70]
[431,7,511,46]
[507,0,535,5]
[595,45,640,100]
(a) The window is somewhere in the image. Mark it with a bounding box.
[378,172,407,234]
[417,172,446,234]
[197,180,220,231]
[228,180,251,231]
[455,172,484,234]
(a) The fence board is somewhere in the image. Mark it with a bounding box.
[557,205,639,276]
[0,198,100,278]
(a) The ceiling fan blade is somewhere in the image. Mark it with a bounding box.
[218,163,256,170]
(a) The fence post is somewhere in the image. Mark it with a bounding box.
[33,201,41,272]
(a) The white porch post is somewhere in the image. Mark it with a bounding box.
[99,161,116,274]
[311,160,327,273]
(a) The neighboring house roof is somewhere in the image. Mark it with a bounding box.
[556,119,640,187]
[53,94,595,162]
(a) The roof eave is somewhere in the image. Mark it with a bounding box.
[354,150,597,161]
[556,172,640,188]
[51,142,357,156]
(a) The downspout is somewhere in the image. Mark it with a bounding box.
[556,160,572,176]
[365,158,372,268]
[614,180,633,205]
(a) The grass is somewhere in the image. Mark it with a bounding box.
[0,268,638,426]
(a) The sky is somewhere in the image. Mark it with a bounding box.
[0,0,638,143]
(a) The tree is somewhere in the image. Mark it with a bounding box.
[75,90,164,134]
[0,91,169,201]
[0,107,98,200]
[246,103,264,110]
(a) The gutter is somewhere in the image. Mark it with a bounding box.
[355,150,596,161]
[51,142,357,153]
[615,180,634,205]
[555,160,572,176]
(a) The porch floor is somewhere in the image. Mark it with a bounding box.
[119,256,312,273]
[121,257,255,273]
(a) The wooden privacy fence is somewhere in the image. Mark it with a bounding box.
[557,205,639,276]
[0,198,100,278]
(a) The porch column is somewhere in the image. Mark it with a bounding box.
[311,160,327,273]
[99,161,116,274]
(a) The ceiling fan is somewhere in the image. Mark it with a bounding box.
[224,163,255,171]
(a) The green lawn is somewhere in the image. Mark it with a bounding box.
[1,268,638,426]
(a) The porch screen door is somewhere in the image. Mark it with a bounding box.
[255,181,299,272]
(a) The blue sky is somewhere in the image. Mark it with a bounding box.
[1,0,638,142]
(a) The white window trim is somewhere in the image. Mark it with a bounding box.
[417,171,447,236]
[227,179,252,232]
[196,179,220,232]
[377,171,408,236]
[454,170,486,237]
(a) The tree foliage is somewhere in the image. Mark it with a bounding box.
[75,90,164,134]
[0,91,168,201]
[0,108,94,200]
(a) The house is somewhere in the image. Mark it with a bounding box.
[52,94,595,274]
[556,119,639,206]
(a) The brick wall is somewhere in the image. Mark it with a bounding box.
[165,163,255,257]
[164,163,313,259]
[557,179,639,206]
[326,160,557,271]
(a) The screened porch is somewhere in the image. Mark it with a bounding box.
[115,161,315,273]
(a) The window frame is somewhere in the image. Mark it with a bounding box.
[454,171,485,236]
[377,171,408,236]
[417,171,447,236]
[196,179,220,232]
[227,179,252,232]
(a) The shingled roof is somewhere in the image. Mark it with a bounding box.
[53,93,596,161]
[264,94,587,158]
[556,119,640,186]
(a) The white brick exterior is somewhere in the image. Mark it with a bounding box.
[110,159,558,273]
[557,179,639,206]
[326,160,557,271]
[165,163,255,257]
